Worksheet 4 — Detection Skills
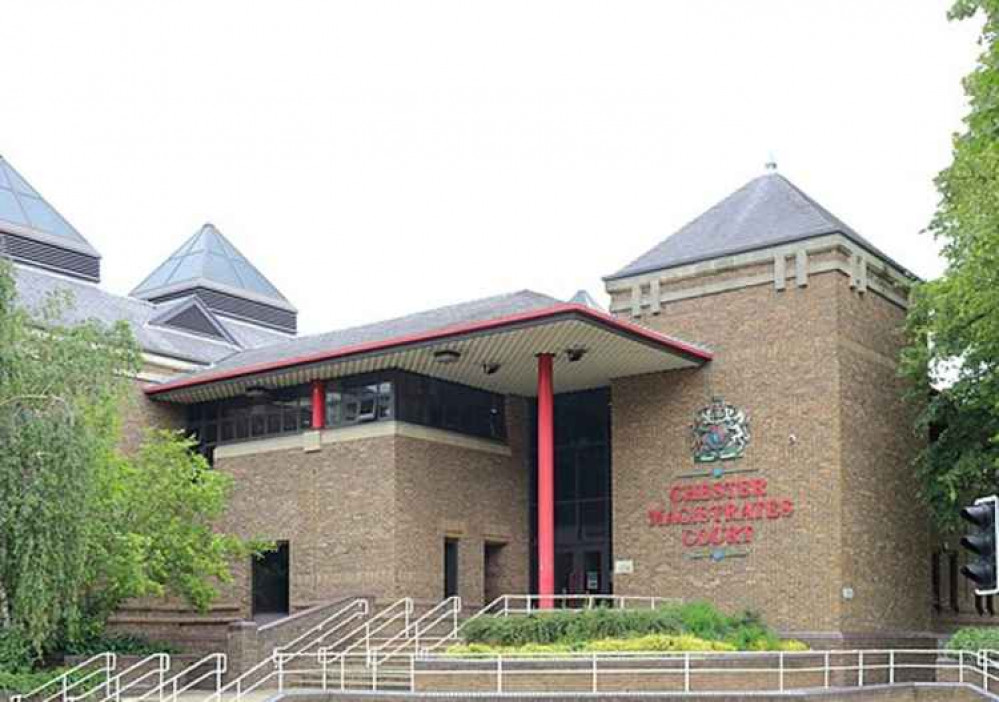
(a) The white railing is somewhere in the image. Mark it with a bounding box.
[133,653,226,702]
[202,598,413,702]
[203,653,276,702]
[497,594,680,614]
[275,597,369,654]
[186,647,999,696]
[319,597,412,665]
[11,653,116,702]
[84,653,170,702]
[373,596,462,664]
[418,649,997,695]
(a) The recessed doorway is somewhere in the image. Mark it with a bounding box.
[444,538,460,598]
[252,541,290,618]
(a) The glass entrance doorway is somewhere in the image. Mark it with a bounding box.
[530,388,612,597]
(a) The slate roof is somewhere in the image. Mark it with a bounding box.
[605,173,914,281]
[12,264,290,365]
[168,289,564,381]
[0,155,101,258]
[131,223,295,312]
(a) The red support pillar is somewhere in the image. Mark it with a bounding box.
[310,379,326,429]
[537,353,555,609]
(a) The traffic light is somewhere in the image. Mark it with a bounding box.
[960,495,999,595]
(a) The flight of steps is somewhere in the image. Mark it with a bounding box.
[278,598,470,693]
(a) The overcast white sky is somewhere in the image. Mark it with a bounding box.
[1,1,982,334]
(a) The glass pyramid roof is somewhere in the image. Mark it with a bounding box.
[131,223,295,311]
[0,155,100,256]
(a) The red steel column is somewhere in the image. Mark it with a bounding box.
[310,379,326,429]
[537,353,555,609]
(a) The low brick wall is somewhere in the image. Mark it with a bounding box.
[107,604,241,656]
[412,651,946,695]
[935,655,999,695]
[276,682,994,701]
[415,655,830,694]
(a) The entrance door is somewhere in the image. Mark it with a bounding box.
[252,541,290,617]
[530,389,612,597]
[444,538,459,598]
[556,549,606,599]
[484,542,505,604]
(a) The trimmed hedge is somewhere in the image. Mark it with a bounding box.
[947,627,999,652]
[447,634,809,655]
[458,601,804,652]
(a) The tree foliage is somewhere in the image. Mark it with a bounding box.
[0,262,259,655]
[902,2,999,532]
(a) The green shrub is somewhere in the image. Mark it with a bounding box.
[779,640,809,652]
[459,602,797,652]
[445,633,805,655]
[0,628,38,672]
[461,607,685,646]
[0,667,71,694]
[946,627,999,652]
[586,634,734,652]
[61,633,178,657]
[445,642,576,655]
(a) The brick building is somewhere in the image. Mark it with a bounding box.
[0,154,959,648]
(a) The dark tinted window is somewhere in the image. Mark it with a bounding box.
[395,370,506,441]
[326,377,393,427]
[187,386,311,460]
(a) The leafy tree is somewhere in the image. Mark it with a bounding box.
[0,262,260,655]
[902,1,999,532]
[83,431,259,630]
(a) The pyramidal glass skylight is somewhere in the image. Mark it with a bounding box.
[131,223,293,310]
[0,156,99,255]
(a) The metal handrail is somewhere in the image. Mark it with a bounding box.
[134,653,226,702]
[83,653,170,702]
[201,599,406,702]
[421,648,999,695]
[11,653,116,702]
[414,596,462,653]
[276,597,369,654]
[318,597,412,665]
[500,594,680,613]
[374,596,461,664]
[181,647,999,696]
[203,652,279,702]
[422,595,505,653]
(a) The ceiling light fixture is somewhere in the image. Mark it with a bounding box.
[482,362,501,375]
[245,384,271,399]
[433,349,462,364]
[566,347,588,363]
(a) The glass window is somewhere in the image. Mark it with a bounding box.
[393,370,506,441]
[186,387,310,455]
[0,190,27,225]
[20,196,75,238]
[203,253,242,288]
[581,501,607,539]
[4,165,38,196]
[326,376,394,428]
[577,446,607,499]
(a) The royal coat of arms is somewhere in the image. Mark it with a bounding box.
[691,397,750,463]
